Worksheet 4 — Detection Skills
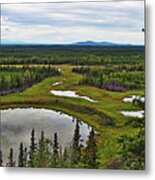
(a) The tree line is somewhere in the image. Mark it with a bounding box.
[72,66,144,91]
[0,66,60,95]
[0,46,144,65]
[0,122,97,169]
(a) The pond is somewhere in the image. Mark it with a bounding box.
[120,110,144,118]
[120,95,145,118]
[1,108,91,164]
[122,95,145,103]
[52,81,63,86]
[50,90,96,102]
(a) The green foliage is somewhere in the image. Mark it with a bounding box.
[1,122,98,168]
[29,128,37,167]
[83,128,97,168]
[0,65,60,95]
[6,148,16,167]
[51,132,59,167]
[0,46,144,65]
[117,127,145,170]
[61,147,70,168]
[133,99,145,110]
[0,45,145,169]
[23,147,28,167]
[117,98,145,170]
[70,121,81,167]
[18,143,24,167]
[34,131,51,167]
[73,65,144,91]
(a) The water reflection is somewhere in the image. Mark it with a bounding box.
[1,108,91,163]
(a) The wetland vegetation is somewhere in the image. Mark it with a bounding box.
[0,45,145,169]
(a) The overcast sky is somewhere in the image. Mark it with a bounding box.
[1,1,144,45]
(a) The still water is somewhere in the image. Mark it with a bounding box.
[50,90,96,102]
[1,108,91,164]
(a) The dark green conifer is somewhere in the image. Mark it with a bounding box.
[23,147,28,167]
[84,128,97,168]
[29,128,36,167]
[0,150,3,167]
[6,148,15,167]
[71,121,81,166]
[53,132,59,167]
[36,131,45,167]
[18,143,24,167]
[35,131,51,167]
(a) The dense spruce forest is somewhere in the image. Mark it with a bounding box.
[0,45,144,65]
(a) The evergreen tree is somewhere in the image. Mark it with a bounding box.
[18,143,24,167]
[52,132,59,167]
[35,131,51,167]
[71,121,81,166]
[35,131,45,167]
[0,150,3,167]
[84,128,97,168]
[6,148,15,167]
[23,147,28,167]
[29,128,36,167]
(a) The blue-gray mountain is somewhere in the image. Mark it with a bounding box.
[72,41,132,46]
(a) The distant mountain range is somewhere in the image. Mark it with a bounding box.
[2,40,143,46]
[72,41,132,46]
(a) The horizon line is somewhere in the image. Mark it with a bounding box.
[1,40,144,46]
[1,44,144,46]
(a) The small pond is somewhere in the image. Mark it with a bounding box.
[120,110,144,118]
[50,90,97,102]
[1,108,91,164]
[52,81,63,86]
[121,95,145,118]
[122,95,145,103]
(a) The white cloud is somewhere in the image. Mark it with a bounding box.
[1,1,145,44]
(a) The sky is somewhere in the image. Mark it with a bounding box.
[1,1,145,45]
